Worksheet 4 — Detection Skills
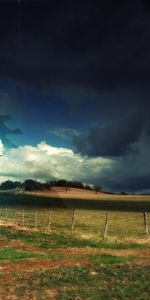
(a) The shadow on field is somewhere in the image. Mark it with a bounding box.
[0,191,150,212]
[0,190,64,208]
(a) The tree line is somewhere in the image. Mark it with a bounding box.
[0,179,102,193]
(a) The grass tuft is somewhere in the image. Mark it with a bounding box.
[89,253,134,264]
[0,248,45,260]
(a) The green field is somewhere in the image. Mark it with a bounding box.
[0,191,150,299]
[0,223,150,299]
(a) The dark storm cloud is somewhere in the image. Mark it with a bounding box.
[0,115,22,148]
[73,110,146,157]
[0,0,150,193]
[111,176,150,192]
[97,173,150,193]
[0,0,150,90]
[93,132,150,192]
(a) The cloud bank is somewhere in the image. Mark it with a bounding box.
[0,141,111,187]
[1,138,150,193]
[73,110,146,157]
[1,0,150,90]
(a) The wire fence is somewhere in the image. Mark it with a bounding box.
[0,207,149,238]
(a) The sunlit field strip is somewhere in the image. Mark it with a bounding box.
[21,189,150,201]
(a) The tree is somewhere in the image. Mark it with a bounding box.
[23,179,42,191]
[94,185,102,194]
[0,180,21,190]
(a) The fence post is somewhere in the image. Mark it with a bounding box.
[103,212,109,238]
[48,209,53,229]
[1,208,4,220]
[71,209,76,231]
[13,209,16,224]
[35,210,38,228]
[143,212,149,235]
[22,209,25,227]
[5,208,8,221]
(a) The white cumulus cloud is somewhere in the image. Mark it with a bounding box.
[0,141,112,184]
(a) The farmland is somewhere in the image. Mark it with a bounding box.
[0,188,150,299]
[0,187,150,211]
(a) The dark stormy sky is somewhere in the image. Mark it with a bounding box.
[0,0,150,193]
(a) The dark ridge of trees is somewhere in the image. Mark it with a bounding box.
[120,191,129,195]
[23,180,51,191]
[0,180,21,190]
[0,179,51,191]
[0,179,103,192]
[52,180,85,189]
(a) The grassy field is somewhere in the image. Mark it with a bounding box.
[0,207,150,238]
[0,187,150,211]
[0,221,150,299]
[0,210,150,299]
[0,189,150,299]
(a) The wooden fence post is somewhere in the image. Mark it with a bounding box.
[48,209,53,229]
[13,209,16,224]
[103,212,109,238]
[22,209,25,227]
[1,208,3,220]
[143,212,149,234]
[71,209,76,231]
[35,210,38,228]
[5,208,8,221]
